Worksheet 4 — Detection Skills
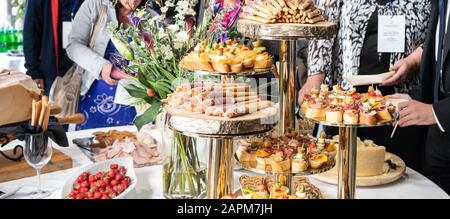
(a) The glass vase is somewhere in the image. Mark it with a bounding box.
[162,129,207,199]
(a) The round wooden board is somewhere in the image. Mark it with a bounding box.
[182,68,272,77]
[237,19,337,40]
[164,105,278,137]
[311,153,406,187]
[298,111,399,128]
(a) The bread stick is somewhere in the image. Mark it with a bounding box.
[309,15,325,23]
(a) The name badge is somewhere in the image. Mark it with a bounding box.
[63,21,73,49]
[378,15,406,53]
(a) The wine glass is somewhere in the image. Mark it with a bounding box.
[23,132,53,199]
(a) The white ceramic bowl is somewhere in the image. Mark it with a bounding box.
[61,157,137,199]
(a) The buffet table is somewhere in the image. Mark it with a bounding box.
[0,126,448,199]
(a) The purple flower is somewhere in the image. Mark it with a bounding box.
[141,31,154,52]
[215,32,228,43]
[213,3,222,14]
[127,14,142,30]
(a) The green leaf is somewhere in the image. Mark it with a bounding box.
[125,84,147,99]
[134,101,162,130]
[111,36,135,61]
[137,71,152,88]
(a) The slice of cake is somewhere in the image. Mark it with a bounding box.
[0,69,41,126]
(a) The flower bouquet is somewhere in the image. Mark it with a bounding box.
[109,0,241,199]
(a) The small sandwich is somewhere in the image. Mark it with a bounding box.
[309,153,328,169]
[235,141,258,162]
[230,63,244,73]
[359,110,378,126]
[305,103,326,120]
[376,105,393,122]
[180,53,214,72]
[325,105,343,124]
[210,54,230,72]
[254,53,273,69]
[243,58,255,69]
[256,148,272,170]
[269,149,291,172]
[343,103,359,124]
[291,148,309,173]
[301,94,315,114]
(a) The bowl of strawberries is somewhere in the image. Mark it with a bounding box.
[61,157,137,199]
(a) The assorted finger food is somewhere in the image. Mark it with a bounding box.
[163,83,274,118]
[235,130,336,173]
[180,40,273,73]
[66,164,131,199]
[73,129,164,168]
[301,85,397,126]
[91,130,137,148]
[223,175,322,199]
[240,0,325,24]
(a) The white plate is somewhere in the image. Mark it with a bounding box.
[343,71,395,86]
[61,157,137,199]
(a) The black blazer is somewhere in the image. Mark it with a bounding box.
[421,1,450,132]
[23,0,83,81]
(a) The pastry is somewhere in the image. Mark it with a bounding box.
[325,105,343,123]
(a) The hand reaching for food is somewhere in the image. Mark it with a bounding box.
[298,73,324,104]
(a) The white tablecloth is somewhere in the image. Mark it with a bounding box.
[0,53,26,73]
[0,126,448,199]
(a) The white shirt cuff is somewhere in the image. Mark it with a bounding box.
[432,106,446,133]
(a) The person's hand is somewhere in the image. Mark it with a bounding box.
[298,73,324,104]
[34,79,45,90]
[398,100,436,127]
[101,63,118,85]
[110,66,131,80]
[381,58,416,86]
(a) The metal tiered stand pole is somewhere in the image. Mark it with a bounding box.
[338,127,357,199]
[206,138,234,199]
[278,40,298,135]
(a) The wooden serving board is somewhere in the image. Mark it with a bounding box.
[311,153,406,187]
[165,105,278,136]
[0,149,73,183]
[237,19,337,40]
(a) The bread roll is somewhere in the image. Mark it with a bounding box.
[359,111,378,126]
[343,110,359,124]
[325,110,343,124]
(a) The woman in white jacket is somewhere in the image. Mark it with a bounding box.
[67,0,146,130]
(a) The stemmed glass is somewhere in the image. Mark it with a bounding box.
[23,132,53,199]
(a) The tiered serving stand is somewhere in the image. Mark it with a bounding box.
[236,19,399,199]
[165,69,278,199]
[235,19,366,198]
[298,113,398,199]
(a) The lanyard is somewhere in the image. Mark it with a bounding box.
[71,0,80,19]
[51,0,60,76]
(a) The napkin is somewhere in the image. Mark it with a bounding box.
[0,117,69,147]
[343,71,395,86]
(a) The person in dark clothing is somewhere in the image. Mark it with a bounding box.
[23,0,83,95]
[388,0,450,195]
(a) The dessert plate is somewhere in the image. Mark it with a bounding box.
[311,152,406,187]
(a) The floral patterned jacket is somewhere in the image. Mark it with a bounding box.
[308,0,431,92]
